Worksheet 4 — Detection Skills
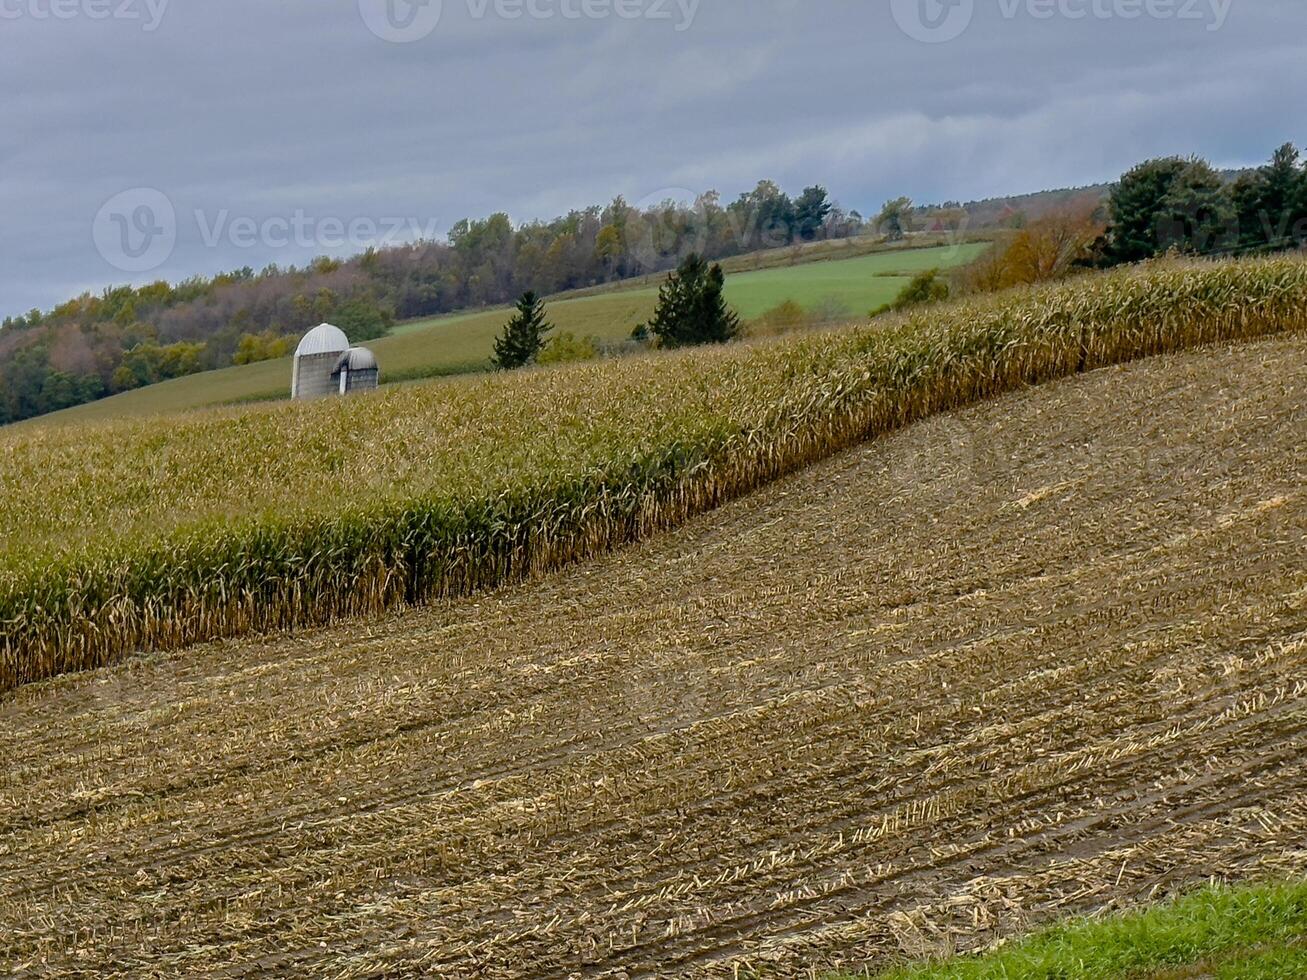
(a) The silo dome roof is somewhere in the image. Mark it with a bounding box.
[335,347,378,371]
[295,323,351,357]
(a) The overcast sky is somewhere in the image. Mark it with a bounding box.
[2,0,1304,315]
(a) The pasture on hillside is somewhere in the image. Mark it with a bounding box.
[2,334,1303,975]
[25,241,987,425]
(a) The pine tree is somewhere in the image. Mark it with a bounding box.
[1104,157,1189,263]
[793,185,833,242]
[492,291,553,369]
[644,254,740,349]
[1155,159,1235,255]
[1233,143,1307,250]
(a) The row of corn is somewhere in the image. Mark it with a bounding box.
[2,254,1305,690]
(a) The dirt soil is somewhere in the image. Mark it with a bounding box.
[1,335,1304,978]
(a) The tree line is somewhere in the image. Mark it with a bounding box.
[0,182,855,424]
[6,144,1306,425]
[883,141,1307,317]
[1091,143,1307,263]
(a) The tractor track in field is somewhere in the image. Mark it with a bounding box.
[1,335,1304,977]
[4,538,1289,845]
[7,631,1299,915]
[608,748,1307,977]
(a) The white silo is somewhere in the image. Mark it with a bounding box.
[291,323,351,399]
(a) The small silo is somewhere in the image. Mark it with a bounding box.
[291,323,351,399]
[331,347,380,394]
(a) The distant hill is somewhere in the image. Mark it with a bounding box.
[921,165,1259,232]
[920,183,1113,229]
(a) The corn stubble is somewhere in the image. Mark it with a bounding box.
[2,254,1306,690]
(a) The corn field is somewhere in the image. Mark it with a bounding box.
[2,254,1306,690]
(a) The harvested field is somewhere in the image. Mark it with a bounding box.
[1,334,1305,977]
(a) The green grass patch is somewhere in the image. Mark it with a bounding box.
[721,243,988,320]
[858,881,1307,980]
[1207,942,1307,979]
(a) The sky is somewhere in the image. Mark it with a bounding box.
[2,0,1304,315]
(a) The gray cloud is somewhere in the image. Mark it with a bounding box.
[1,0,1304,314]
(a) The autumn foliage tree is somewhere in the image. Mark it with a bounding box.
[957,201,1105,294]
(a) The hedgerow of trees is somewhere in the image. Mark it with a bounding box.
[1096,143,1307,264]
[0,182,857,424]
[953,142,1307,301]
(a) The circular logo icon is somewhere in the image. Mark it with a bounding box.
[358,0,443,42]
[891,0,974,43]
[92,187,177,274]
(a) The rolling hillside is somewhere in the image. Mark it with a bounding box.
[2,333,1302,976]
[2,255,1303,692]
[23,241,986,426]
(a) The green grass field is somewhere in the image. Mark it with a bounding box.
[25,241,987,426]
[860,881,1307,980]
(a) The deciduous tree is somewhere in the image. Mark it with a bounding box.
[876,197,913,241]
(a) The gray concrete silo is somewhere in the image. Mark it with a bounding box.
[291,323,351,399]
[331,347,380,394]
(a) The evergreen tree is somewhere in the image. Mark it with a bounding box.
[1155,159,1235,255]
[1232,143,1307,250]
[492,291,553,369]
[792,186,833,242]
[1103,156,1235,262]
[1103,157,1189,263]
[644,254,740,348]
